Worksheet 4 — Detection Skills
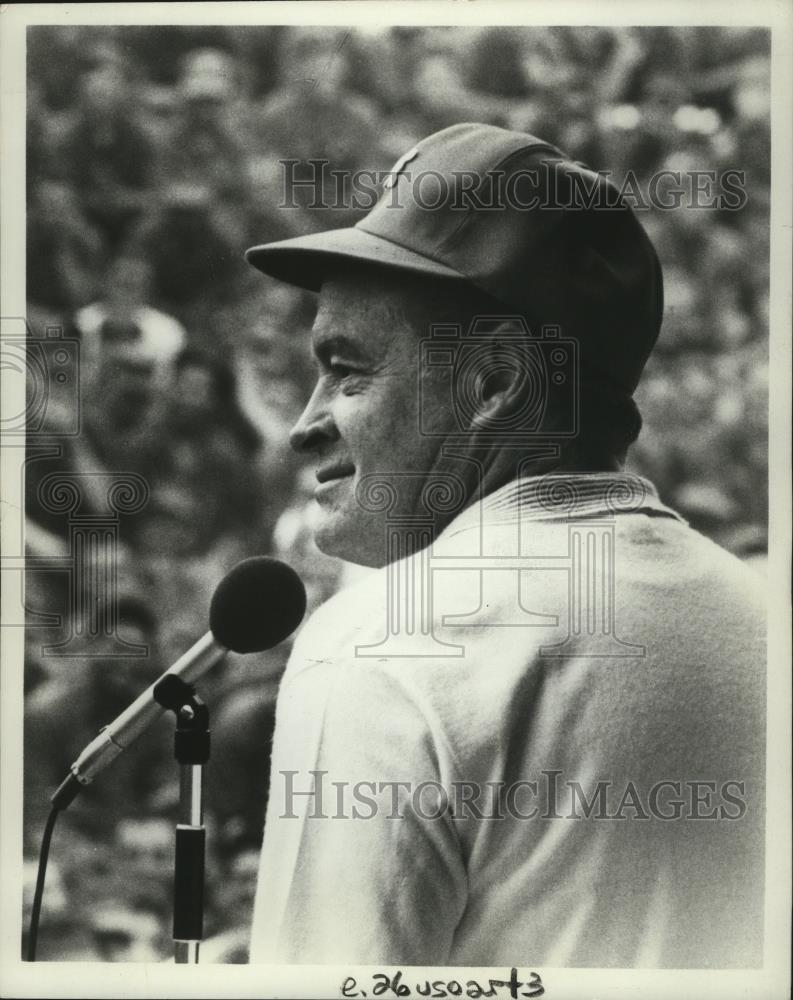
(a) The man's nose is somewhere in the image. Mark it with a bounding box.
[289,385,340,453]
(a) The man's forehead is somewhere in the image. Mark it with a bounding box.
[316,269,432,316]
[312,290,370,342]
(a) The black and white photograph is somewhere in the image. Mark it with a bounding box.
[1,3,790,998]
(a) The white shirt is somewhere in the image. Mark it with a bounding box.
[251,474,765,968]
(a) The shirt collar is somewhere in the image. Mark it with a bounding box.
[444,472,685,538]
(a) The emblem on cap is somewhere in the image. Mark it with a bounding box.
[383,146,419,190]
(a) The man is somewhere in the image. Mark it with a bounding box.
[244,124,765,968]
[73,253,186,389]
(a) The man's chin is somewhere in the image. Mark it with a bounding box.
[313,509,387,569]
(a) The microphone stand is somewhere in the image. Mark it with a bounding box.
[153,674,210,964]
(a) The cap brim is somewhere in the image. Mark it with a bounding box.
[245,226,465,292]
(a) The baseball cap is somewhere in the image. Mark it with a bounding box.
[246,122,663,395]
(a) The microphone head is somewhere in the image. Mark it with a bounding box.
[209,556,307,654]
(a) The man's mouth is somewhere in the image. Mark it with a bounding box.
[315,462,355,485]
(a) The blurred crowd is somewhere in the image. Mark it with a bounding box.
[22,24,770,961]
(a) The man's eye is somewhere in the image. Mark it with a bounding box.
[329,361,356,378]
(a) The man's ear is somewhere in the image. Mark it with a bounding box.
[468,322,537,430]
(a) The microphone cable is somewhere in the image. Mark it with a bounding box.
[26,803,61,962]
[27,772,83,960]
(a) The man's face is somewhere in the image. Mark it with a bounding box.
[289,274,456,568]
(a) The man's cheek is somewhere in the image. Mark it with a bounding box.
[334,395,373,445]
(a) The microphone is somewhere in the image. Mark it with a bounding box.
[51,556,306,809]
